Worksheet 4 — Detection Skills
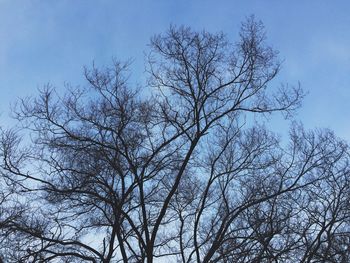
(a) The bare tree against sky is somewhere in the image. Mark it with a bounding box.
[0,17,349,263]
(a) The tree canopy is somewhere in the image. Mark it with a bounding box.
[0,17,349,263]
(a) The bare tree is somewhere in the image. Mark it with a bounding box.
[0,17,349,263]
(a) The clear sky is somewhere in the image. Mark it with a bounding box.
[1,0,350,140]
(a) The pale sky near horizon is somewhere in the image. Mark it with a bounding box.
[1,1,350,141]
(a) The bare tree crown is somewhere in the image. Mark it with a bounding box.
[0,17,349,263]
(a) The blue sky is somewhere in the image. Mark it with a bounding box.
[1,1,350,140]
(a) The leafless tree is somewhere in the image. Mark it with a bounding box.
[0,17,349,262]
